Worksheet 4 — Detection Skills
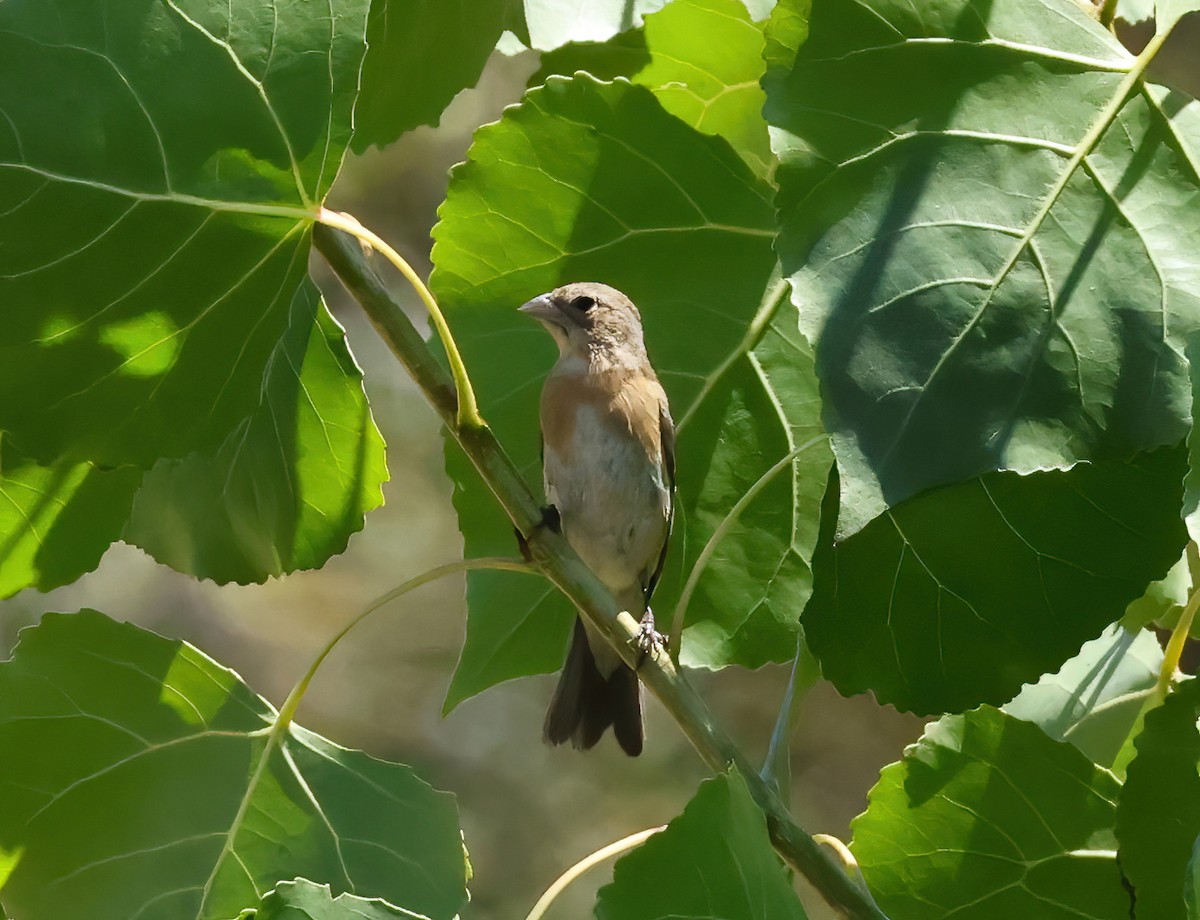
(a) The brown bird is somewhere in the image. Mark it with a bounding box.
[520,282,674,756]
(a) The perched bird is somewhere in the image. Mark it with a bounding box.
[520,282,674,757]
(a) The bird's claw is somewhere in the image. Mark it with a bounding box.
[635,608,667,666]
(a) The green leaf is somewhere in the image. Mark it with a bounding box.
[532,0,775,178]
[530,32,652,87]
[1118,0,1157,22]
[804,447,1187,715]
[1003,624,1163,769]
[123,282,386,584]
[1121,551,1190,632]
[764,0,1200,537]
[1183,336,1200,547]
[1156,0,1200,31]
[852,706,1127,920]
[250,879,428,919]
[0,446,141,598]
[676,291,832,670]
[1117,676,1200,920]
[1188,837,1200,920]
[430,75,827,705]
[0,1,389,583]
[521,0,670,51]
[353,0,511,152]
[0,611,466,920]
[596,770,807,920]
[0,0,369,468]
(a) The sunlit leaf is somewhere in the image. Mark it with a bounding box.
[0,0,386,582]
[1156,0,1200,31]
[124,283,386,584]
[0,447,140,598]
[764,0,1200,537]
[532,0,774,177]
[0,611,466,920]
[1004,624,1163,768]
[853,706,1127,920]
[596,771,807,920]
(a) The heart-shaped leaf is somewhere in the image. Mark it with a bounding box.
[853,706,1127,920]
[0,611,466,920]
[0,0,386,584]
[765,0,1200,537]
[597,770,807,920]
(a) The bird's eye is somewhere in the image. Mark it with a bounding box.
[571,294,596,312]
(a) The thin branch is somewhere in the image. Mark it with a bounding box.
[314,223,889,920]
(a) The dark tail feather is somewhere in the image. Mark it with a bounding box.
[544,618,644,756]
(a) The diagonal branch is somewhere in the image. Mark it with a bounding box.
[314,223,888,920]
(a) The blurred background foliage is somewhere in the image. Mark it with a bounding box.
[3,7,1197,919]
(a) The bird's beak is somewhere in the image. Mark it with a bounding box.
[518,293,557,322]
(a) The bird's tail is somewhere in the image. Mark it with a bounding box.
[544,617,643,756]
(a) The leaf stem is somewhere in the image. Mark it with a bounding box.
[524,826,666,920]
[314,223,889,920]
[677,267,789,434]
[316,207,485,429]
[761,634,821,801]
[1156,583,1200,701]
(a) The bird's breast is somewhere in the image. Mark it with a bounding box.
[540,369,670,593]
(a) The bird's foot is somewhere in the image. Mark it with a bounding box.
[635,608,667,666]
[514,504,562,562]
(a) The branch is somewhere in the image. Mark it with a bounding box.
[313,223,889,920]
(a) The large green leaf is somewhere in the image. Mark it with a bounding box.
[1157,0,1200,31]
[0,447,141,598]
[596,770,807,919]
[124,282,386,584]
[247,879,427,919]
[353,0,513,152]
[1117,676,1200,920]
[430,74,828,705]
[764,0,1200,537]
[0,0,388,584]
[852,706,1127,920]
[532,0,774,177]
[0,0,368,468]
[804,448,1187,715]
[0,611,466,920]
[1004,624,1163,769]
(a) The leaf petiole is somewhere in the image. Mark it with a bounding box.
[523,826,666,920]
[316,208,486,430]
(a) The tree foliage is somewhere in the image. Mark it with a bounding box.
[3,0,1200,916]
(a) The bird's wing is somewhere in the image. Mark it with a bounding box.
[644,396,676,602]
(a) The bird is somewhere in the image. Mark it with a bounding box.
[519,282,675,757]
